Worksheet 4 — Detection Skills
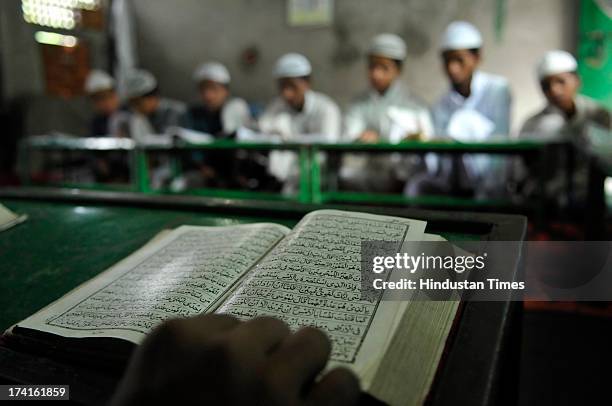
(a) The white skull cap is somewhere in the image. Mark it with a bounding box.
[274,53,312,78]
[440,21,483,51]
[84,70,114,94]
[537,50,578,80]
[124,69,157,99]
[193,61,231,84]
[368,33,407,60]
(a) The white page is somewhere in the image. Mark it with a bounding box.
[0,204,27,232]
[217,210,426,385]
[16,223,289,343]
[0,204,17,224]
[357,233,447,383]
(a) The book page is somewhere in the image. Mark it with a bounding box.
[356,233,450,383]
[0,203,28,232]
[15,223,289,343]
[217,210,426,386]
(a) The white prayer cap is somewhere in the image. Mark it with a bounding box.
[440,21,483,51]
[273,53,312,78]
[193,61,231,84]
[537,50,578,80]
[124,69,157,99]
[84,70,114,94]
[368,33,407,60]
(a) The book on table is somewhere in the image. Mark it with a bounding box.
[5,210,460,406]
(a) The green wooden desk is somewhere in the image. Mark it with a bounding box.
[18,136,137,193]
[565,127,612,238]
[310,139,553,207]
[0,187,525,406]
[137,139,312,202]
[19,136,561,215]
[584,146,612,239]
[19,136,312,203]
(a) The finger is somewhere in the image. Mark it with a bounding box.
[126,314,240,382]
[266,326,331,395]
[175,313,241,343]
[307,368,360,406]
[229,316,291,354]
[147,314,240,349]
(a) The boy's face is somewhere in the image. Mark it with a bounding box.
[132,94,160,115]
[91,90,119,115]
[368,56,400,94]
[541,72,580,113]
[442,49,480,87]
[278,77,310,110]
[199,80,229,112]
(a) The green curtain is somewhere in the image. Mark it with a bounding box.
[578,0,612,108]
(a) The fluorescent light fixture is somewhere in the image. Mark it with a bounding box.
[34,30,78,47]
[22,0,100,29]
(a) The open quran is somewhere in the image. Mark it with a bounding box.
[6,210,459,405]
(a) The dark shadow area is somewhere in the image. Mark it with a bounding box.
[519,309,612,406]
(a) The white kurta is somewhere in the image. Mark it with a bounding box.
[221,98,253,134]
[344,82,434,142]
[517,95,612,200]
[433,71,511,138]
[342,82,434,192]
[428,70,512,198]
[520,95,611,140]
[110,98,186,189]
[112,98,187,141]
[258,90,341,190]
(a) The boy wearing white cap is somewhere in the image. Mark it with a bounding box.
[342,33,433,192]
[433,21,511,137]
[186,61,252,136]
[345,33,433,143]
[111,69,186,189]
[259,53,341,142]
[259,53,341,192]
[520,50,611,138]
[412,21,512,199]
[517,50,611,202]
[84,70,120,136]
[115,69,186,141]
[182,62,252,188]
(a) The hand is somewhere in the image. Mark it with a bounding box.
[199,165,216,179]
[94,158,110,177]
[358,131,380,143]
[401,132,424,142]
[110,314,360,406]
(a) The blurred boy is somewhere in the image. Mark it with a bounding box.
[180,62,253,188]
[343,33,433,192]
[84,70,121,136]
[259,53,341,193]
[433,22,511,139]
[185,61,251,136]
[115,69,186,141]
[408,21,512,198]
[518,50,611,202]
[114,69,186,188]
[521,50,611,138]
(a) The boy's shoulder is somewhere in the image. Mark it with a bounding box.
[478,71,510,92]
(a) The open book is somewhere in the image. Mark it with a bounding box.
[8,210,459,405]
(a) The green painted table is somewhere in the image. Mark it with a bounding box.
[0,187,526,406]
